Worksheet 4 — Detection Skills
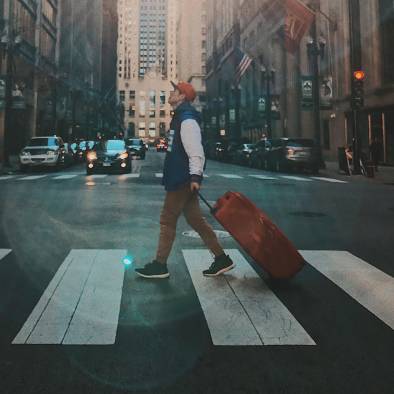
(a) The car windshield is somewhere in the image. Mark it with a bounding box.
[286,139,315,148]
[126,139,142,146]
[95,140,125,151]
[28,138,57,147]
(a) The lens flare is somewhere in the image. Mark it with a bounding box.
[122,255,134,266]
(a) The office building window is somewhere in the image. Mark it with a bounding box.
[139,100,146,117]
[379,0,394,82]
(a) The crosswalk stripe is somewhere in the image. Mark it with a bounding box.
[0,249,12,261]
[87,175,107,179]
[118,173,141,180]
[0,176,15,180]
[217,174,243,179]
[249,175,277,180]
[18,175,47,180]
[301,250,394,330]
[53,175,78,180]
[280,175,312,182]
[311,177,347,184]
[13,249,126,345]
[183,249,316,346]
[155,173,163,178]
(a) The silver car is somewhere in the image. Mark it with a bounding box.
[19,136,73,171]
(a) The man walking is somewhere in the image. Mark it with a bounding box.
[135,81,235,279]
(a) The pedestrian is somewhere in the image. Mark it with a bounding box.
[369,136,382,172]
[135,81,235,279]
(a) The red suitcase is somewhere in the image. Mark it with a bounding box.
[198,191,304,279]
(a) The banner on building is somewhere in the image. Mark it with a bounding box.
[283,0,315,54]
[258,97,266,114]
[320,76,333,109]
[229,108,236,123]
[271,95,281,119]
[301,76,313,110]
[11,83,26,110]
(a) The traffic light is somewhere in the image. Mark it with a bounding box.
[351,70,365,110]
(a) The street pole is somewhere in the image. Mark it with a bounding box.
[311,15,322,157]
[349,0,362,174]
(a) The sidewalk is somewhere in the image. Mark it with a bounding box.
[0,155,21,175]
[320,161,394,184]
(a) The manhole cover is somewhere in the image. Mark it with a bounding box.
[290,211,327,218]
[182,230,231,239]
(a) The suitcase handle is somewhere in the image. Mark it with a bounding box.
[197,191,217,214]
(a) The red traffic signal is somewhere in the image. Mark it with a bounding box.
[353,70,366,81]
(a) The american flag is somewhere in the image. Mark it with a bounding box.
[234,50,253,86]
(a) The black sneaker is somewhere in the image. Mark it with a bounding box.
[203,254,235,277]
[135,260,170,279]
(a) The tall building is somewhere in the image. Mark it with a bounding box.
[0,0,60,163]
[176,0,207,113]
[117,0,178,140]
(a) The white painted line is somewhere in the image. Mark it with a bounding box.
[311,177,347,184]
[62,250,125,345]
[0,176,15,180]
[183,249,315,346]
[280,176,312,182]
[155,173,163,178]
[301,250,394,330]
[249,175,277,180]
[53,175,78,180]
[87,175,107,179]
[13,249,126,345]
[18,175,47,181]
[118,173,141,180]
[217,174,243,179]
[0,249,12,261]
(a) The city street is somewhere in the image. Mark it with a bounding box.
[0,150,393,394]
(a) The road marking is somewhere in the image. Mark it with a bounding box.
[183,249,316,346]
[18,175,48,180]
[13,249,126,345]
[0,176,15,180]
[280,176,313,182]
[249,175,277,180]
[0,249,12,261]
[217,174,243,179]
[301,250,394,330]
[53,175,78,180]
[155,173,163,178]
[87,175,107,179]
[311,177,347,184]
[118,173,141,180]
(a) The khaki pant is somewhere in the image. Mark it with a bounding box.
[156,184,224,264]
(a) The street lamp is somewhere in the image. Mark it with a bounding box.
[260,64,276,138]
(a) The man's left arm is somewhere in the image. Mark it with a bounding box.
[180,119,205,190]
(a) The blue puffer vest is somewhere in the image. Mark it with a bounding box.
[162,102,202,192]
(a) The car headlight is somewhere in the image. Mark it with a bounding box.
[87,151,97,161]
[118,152,129,160]
[47,150,57,156]
[20,150,29,156]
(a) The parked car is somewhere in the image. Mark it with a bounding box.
[233,143,255,165]
[156,138,168,152]
[265,138,321,174]
[249,140,271,169]
[125,138,146,159]
[86,139,132,175]
[224,141,242,163]
[19,136,73,171]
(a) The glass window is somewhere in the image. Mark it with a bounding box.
[139,100,146,117]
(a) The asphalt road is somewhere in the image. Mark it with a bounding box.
[0,150,393,394]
